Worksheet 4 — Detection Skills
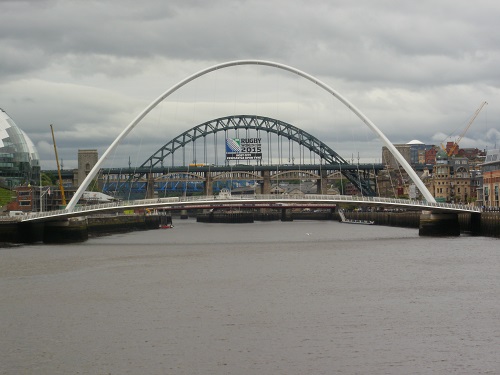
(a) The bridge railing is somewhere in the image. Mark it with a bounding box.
[22,197,182,220]
[176,194,480,212]
[21,194,480,221]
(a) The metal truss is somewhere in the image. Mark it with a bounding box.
[133,115,376,196]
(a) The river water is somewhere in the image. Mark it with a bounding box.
[1,219,499,374]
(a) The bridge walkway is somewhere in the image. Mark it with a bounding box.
[20,194,481,223]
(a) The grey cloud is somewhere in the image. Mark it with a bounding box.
[1,0,500,168]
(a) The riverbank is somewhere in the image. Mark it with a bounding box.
[0,214,164,245]
[1,210,499,245]
[342,210,500,237]
[197,210,500,238]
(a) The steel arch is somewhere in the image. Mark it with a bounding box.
[138,114,375,195]
[67,59,435,211]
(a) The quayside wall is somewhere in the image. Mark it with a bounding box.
[197,212,254,223]
[196,210,500,238]
[343,211,500,237]
[0,214,162,245]
[2,211,499,244]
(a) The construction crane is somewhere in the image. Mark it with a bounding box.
[50,124,67,206]
[441,101,488,157]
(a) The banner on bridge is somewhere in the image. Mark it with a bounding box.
[225,138,262,160]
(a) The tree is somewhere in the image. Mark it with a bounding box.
[41,173,55,186]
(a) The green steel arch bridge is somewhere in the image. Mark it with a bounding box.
[100,115,383,198]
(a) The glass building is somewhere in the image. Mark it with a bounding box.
[0,108,40,188]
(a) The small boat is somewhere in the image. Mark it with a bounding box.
[338,209,374,225]
[159,224,174,229]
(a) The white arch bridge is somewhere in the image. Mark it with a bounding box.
[68,59,437,212]
[29,59,480,227]
[20,195,480,223]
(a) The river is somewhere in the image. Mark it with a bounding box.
[1,219,499,374]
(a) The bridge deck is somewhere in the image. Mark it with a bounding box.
[20,194,481,223]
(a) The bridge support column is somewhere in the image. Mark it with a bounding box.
[262,170,271,195]
[146,173,155,199]
[419,211,460,237]
[317,170,328,194]
[204,172,212,196]
[281,208,293,221]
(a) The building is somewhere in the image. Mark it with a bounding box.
[457,147,486,161]
[6,186,34,212]
[431,151,471,203]
[382,140,434,169]
[425,147,439,165]
[407,140,429,166]
[382,144,410,169]
[0,109,40,188]
[481,149,500,208]
[75,149,98,187]
[471,170,483,206]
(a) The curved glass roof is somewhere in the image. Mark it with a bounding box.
[0,108,40,186]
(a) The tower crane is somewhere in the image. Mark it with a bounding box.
[441,101,488,157]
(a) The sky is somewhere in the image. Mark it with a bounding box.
[1,0,500,169]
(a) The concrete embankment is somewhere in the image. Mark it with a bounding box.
[343,211,421,228]
[196,210,500,238]
[475,212,500,237]
[2,210,500,243]
[343,210,500,237]
[197,212,254,223]
[0,214,163,245]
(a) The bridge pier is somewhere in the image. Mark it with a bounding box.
[261,170,271,194]
[146,173,155,199]
[180,209,189,219]
[317,169,328,194]
[419,211,460,237]
[204,172,212,195]
[281,208,293,221]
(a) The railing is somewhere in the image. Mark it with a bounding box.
[20,194,481,222]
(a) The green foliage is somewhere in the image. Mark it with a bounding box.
[41,173,55,186]
[0,187,15,206]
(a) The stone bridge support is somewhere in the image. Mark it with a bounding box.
[281,208,293,221]
[146,173,155,199]
[204,172,212,196]
[261,170,271,194]
[317,169,328,194]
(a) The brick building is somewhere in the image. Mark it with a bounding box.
[481,149,500,207]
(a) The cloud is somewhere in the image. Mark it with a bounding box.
[1,0,500,170]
